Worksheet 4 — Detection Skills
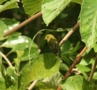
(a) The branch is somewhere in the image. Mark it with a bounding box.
[88,55,97,81]
[59,22,79,46]
[3,12,42,37]
[27,80,38,90]
[57,22,80,90]
[0,51,12,67]
[64,46,87,79]
[57,85,62,90]
[57,46,87,90]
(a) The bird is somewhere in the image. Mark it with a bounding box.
[45,34,61,57]
[45,34,69,65]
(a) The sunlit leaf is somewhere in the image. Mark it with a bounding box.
[23,0,43,16]
[20,47,40,61]
[1,18,19,34]
[93,72,97,80]
[1,35,32,51]
[5,67,18,90]
[0,18,19,40]
[42,0,71,26]
[61,75,96,90]
[76,64,90,79]
[71,0,82,4]
[0,20,7,40]
[0,72,6,90]
[0,0,5,4]
[20,53,60,88]
[0,0,17,12]
[80,0,97,52]
[41,72,62,90]
[14,42,39,70]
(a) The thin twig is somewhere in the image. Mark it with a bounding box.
[27,80,38,90]
[57,22,80,90]
[3,12,42,37]
[88,55,97,81]
[64,46,87,79]
[59,22,79,46]
[57,85,62,90]
[57,47,87,90]
[0,51,12,67]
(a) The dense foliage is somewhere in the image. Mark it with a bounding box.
[0,0,97,90]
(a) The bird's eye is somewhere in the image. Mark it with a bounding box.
[46,36,49,38]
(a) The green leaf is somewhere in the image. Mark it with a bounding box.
[20,46,40,61]
[79,49,96,65]
[1,35,32,51]
[5,67,19,90]
[20,53,60,88]
[42,0,71,26]
[71,0,82,4]
[0,18,19,40]
[61,42,80,65]
[61,75,96,90]
[60,62,69,71]
[76,64,90,72]
[40,72,62,90]
[0,72,6,90]
[0,0,17,12]
[0,20,7,40]
[23,0,43,16]
[76,64,91,79]
[61,40,71,53]
[93,72,97,80]
[0,0,5,4]
[7,67,17,77]
[62,41,80,56]
[14,42,39,70]
[14,39,39,61]
[80,0,97,52]
[1,18,19,34]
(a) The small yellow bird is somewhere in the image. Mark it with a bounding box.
[45,34,61,57]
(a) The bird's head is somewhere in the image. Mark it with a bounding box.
[45,34,56,42]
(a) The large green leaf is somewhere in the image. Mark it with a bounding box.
[71,0,82,4]
[20,53,60,89]
[0,72,6,90]
[61,75,97,90]
[0,0,17,12]
[1,35,33,51]
[23,0,43,16]
[0,0,5,4]
[0,20,7,40]
[20,47,40,61]
[1,18,19,33]
[42,0,71,26]
[14,42,39,70]
[37,72,62,90]
[0,19,19,40]
[80,0,97,52]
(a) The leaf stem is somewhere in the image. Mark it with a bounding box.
[27,80,38,90]
[59,22,79,46]
[3,12,42,37]
[88,55,97,81]
[0,51,12,67]
[64,46,87,79]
